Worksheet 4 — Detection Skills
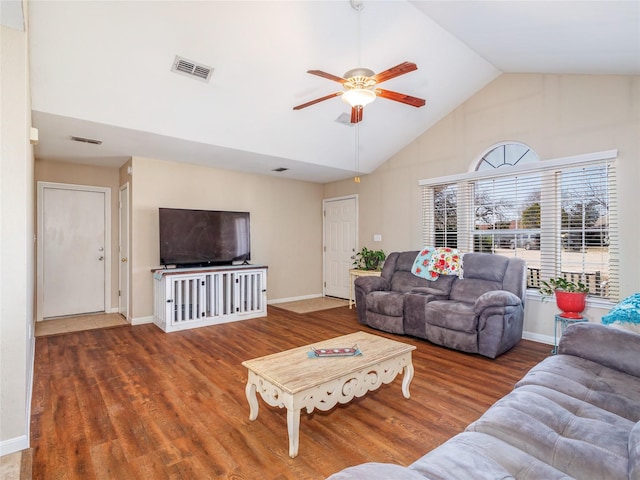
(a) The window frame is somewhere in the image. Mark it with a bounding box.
[420,149,618,305]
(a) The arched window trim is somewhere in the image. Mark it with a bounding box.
[470,141,540,173]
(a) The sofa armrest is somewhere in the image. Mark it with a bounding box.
[354,275,390,295]
[474,290,521,314]
[558,322,640,377]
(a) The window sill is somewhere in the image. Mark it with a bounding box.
[526,289,615,310]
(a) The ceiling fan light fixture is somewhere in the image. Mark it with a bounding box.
[342,88,376,108]
[343,68,374,79]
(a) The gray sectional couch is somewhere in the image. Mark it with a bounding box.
[354,251,527,358]
[327,323,640,480]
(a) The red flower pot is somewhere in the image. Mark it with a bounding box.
[555,291,587,319]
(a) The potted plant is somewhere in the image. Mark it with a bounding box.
[540,277,590,319]
[352,247,386,271]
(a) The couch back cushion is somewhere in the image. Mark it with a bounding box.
[462,253,510,282]
[390,271,429,292]
[450,278,503,303]
[380,251,415,280]
[386,251,457,294]
[395,251,420,272]
[449,253,526,303]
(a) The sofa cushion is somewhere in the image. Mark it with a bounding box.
[466,384,634,480]
[366,311,405,335]
[396,250,421,272]
[424,301,477,333]
[409,432,573,480]
[449,278,502,303]
[367,291,404,316]
[461,253,509,282]
[516,354,640,422]
[559,322,640,378]
[326,462,427,480]
[629,421,640,480]
[389,271,426,293]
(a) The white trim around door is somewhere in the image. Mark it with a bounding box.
[323,195,358,299]
[119,182,130,321]
[36,181,112,321]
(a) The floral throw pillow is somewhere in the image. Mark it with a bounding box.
[411,247,439,281]
[427,247,463,277]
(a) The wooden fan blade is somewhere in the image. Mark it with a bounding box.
[307,70,346,83]
[351,106,363,124]
[293,92,342,110]
[376,88,426,108]
[372,62,418,84]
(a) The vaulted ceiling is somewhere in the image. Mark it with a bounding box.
[22,1,640,182]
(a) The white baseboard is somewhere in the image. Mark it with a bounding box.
[522,330,554,345]
[0,434,29,457]
[268,293,323,304]
[131,316,154,325]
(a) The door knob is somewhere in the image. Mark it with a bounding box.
[121,258,128,263]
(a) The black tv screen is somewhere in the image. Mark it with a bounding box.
[159,208,251,267]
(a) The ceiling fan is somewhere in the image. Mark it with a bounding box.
[293,61,426,124]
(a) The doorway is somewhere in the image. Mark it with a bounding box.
[323,195,358,299]
[37,182,111,321]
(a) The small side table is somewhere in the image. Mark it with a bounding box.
[348,269,382,309]
[552,314,588,354]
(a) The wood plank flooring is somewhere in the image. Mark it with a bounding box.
[31,306,551,479]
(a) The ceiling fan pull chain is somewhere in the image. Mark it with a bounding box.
[354,121,361,183]
[352,0,364,67]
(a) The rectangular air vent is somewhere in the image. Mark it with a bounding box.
[171,55,213,82]
[70,136,102,145]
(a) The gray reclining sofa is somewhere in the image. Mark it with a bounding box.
[354,250,526,358]
[327,323,640,480]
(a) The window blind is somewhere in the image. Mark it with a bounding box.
[420,151,618,301]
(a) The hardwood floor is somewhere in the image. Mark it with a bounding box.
[31,306,550,479]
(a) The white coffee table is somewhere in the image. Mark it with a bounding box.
[242,331,416,458]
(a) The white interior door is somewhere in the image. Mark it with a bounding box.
[323,196,357,299]
[39,183,110,319]
[119,183,129,320]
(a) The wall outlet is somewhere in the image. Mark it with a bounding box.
[373,234,382,242]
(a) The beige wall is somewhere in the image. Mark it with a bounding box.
[324,73,640,340]
[1,15,35,452]
[129,156,324,321]
[34,160,122,313]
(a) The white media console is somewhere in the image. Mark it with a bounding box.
[153,264,267,333]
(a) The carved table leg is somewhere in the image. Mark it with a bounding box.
[286,407,301,458]
[402,361,414,399]
[245,377,259,421]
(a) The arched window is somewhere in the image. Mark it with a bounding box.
[473,143,541,247]
[475,142,539,171]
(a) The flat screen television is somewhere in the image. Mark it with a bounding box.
[159,208,251,267]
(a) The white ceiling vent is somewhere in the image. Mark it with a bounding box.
[171,55,213,82]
